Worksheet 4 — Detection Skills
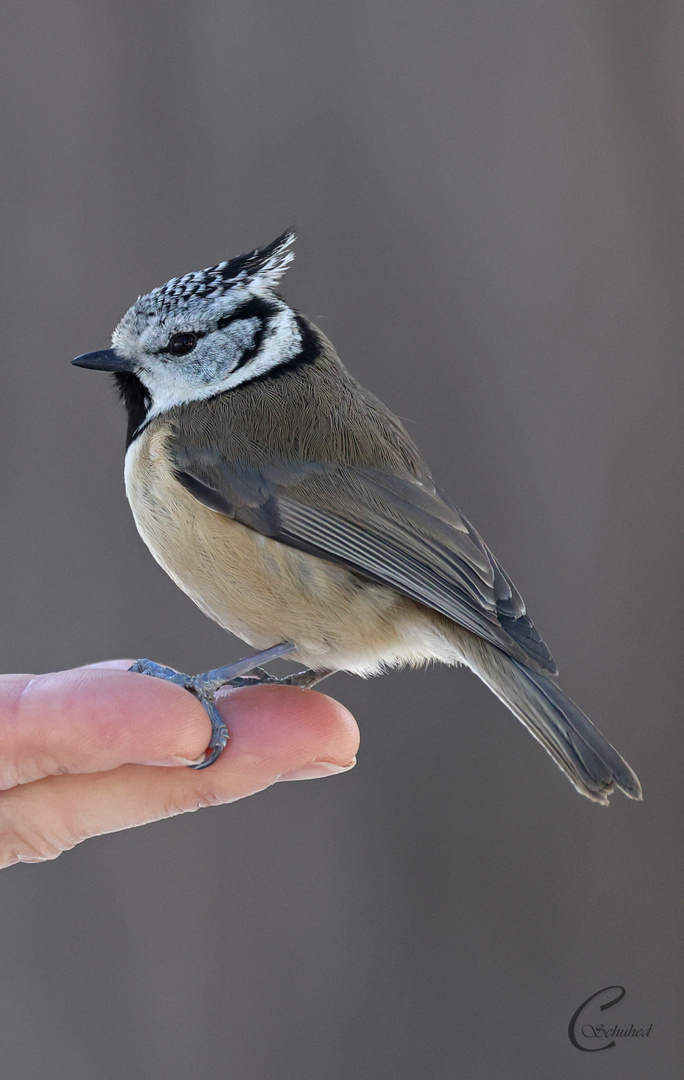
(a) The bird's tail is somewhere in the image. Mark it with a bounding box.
[463,638,642,804]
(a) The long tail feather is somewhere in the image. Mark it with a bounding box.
[464,639,642,804]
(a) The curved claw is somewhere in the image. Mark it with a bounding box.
[128,659,230,769]
[128,658,180,681]
[188,694,229,770]
[127,644,298,770]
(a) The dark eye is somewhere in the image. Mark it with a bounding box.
[169,332,198,356]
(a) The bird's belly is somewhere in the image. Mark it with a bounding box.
[124,432,451,674]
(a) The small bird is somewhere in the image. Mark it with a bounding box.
[72,232,641,804]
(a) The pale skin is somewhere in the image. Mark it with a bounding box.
[0,660,359,869]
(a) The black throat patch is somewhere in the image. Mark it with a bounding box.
[113,371,152,448]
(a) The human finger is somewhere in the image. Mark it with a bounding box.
[0,666,213,789]
[0,684,358,868]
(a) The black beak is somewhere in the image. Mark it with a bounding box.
[71,349,135,373]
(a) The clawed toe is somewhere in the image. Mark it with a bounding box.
[278,668,333,689]
[186,693,229,769]
[128,659,228,769]
[127,643,298,768]
[220,671,280,688]
[129,658,180,682]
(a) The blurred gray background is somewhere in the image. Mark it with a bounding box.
[0,1,681,1076]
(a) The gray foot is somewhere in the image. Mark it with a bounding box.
[129,642,297,769]
[280,668,334,689]
[227,667,334,690]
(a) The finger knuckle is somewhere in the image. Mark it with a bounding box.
[0,801,77,868]
[163,786,226,817]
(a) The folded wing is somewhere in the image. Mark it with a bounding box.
[172,445,557,676]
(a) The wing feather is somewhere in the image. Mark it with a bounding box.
[172,447,558,675]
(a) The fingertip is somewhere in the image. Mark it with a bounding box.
[214,684,360,769]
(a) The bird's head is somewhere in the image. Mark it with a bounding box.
[73,232,306,433]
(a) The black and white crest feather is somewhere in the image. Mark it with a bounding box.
[136,231,296,318]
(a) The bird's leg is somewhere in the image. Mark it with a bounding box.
[129,642,296,770]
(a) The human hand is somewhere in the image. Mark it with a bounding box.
[0,661,359,868]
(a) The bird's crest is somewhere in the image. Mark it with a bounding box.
[135,231,296,318]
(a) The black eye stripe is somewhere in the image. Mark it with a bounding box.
[149,298,278,361]
[231,320,268,373]
[215,297,279,373]
[216,297,278,332]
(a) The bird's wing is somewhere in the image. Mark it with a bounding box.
[170,443,557,675]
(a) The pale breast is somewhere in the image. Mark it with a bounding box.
[123,425,443,673]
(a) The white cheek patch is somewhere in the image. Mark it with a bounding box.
[226,306,302,387]
[140,306,303,423]
[189,318,260,384]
